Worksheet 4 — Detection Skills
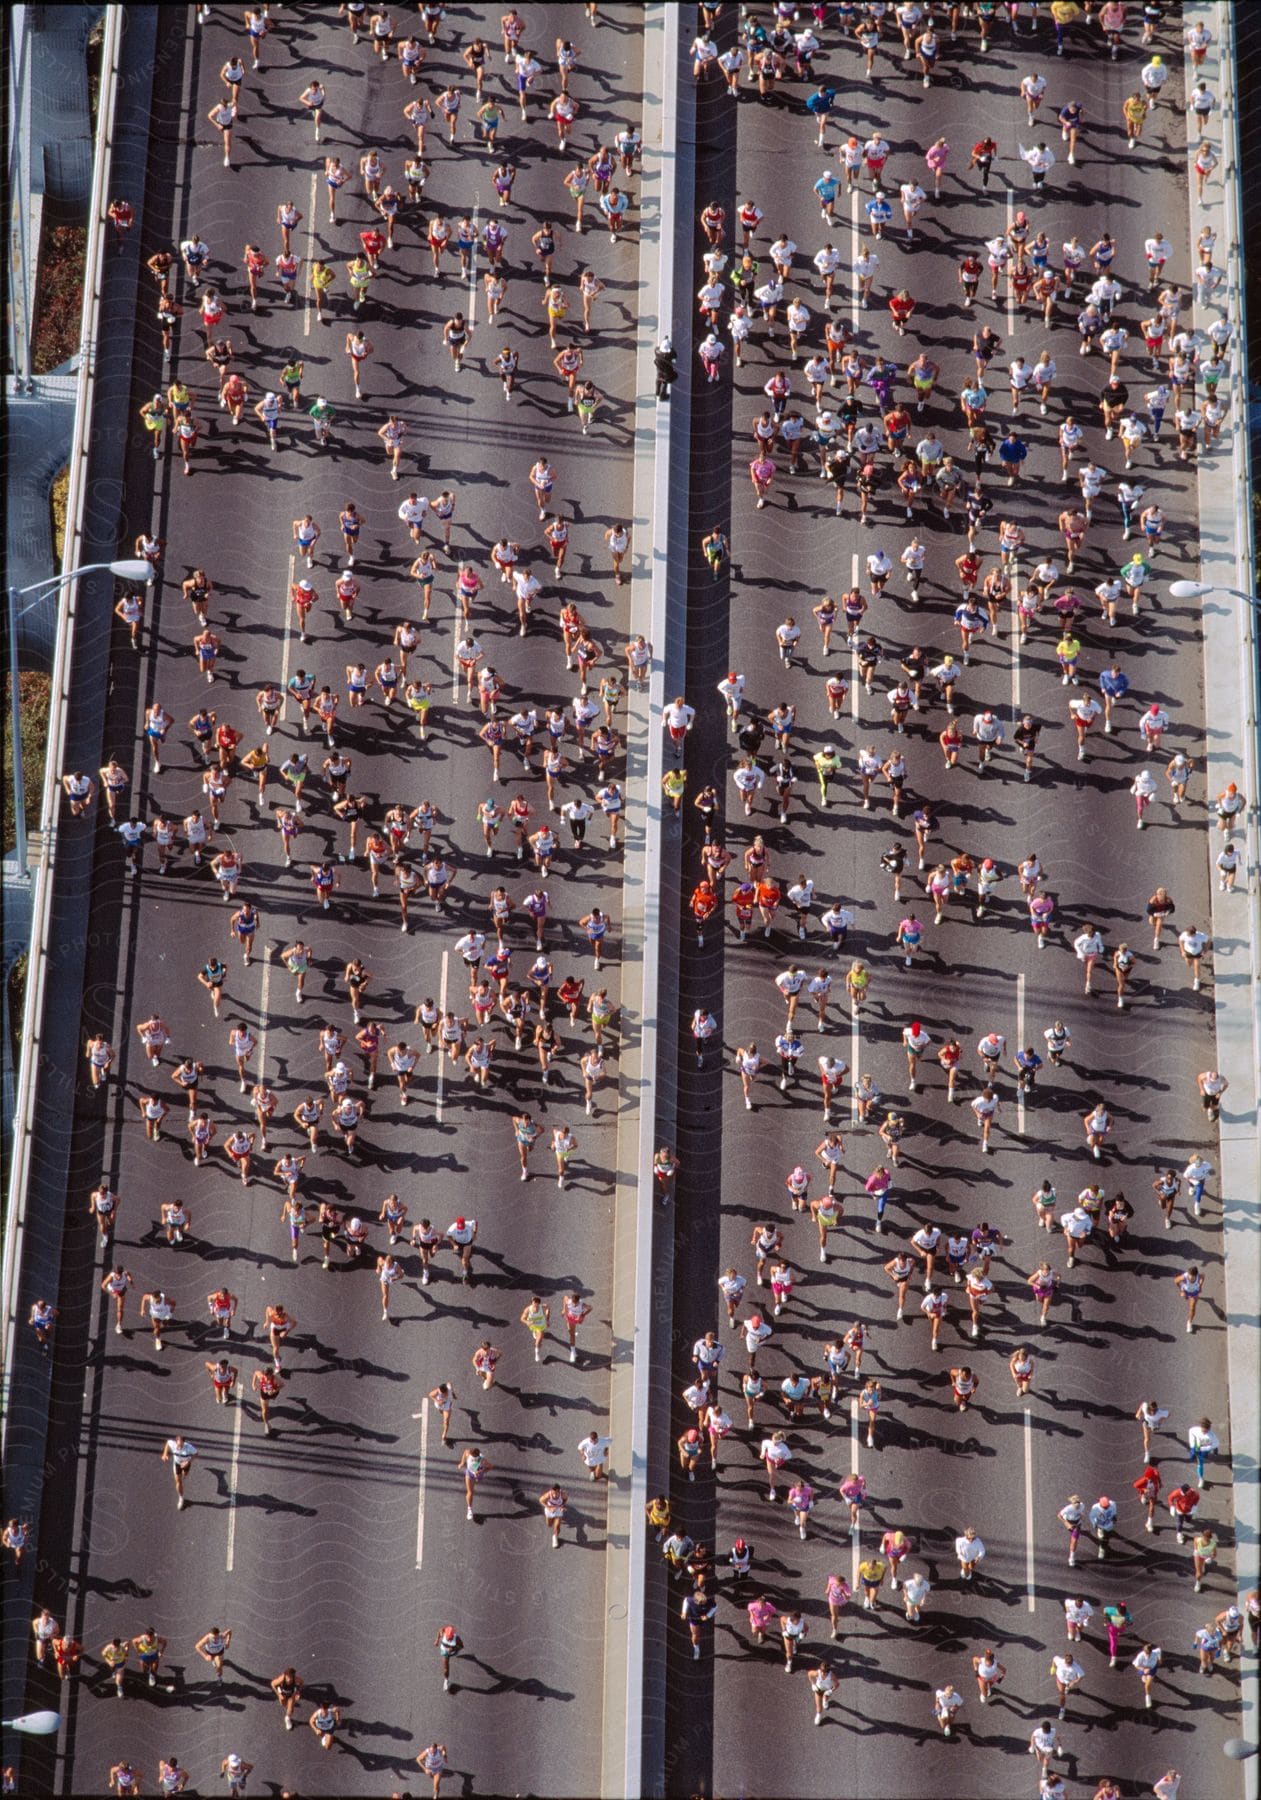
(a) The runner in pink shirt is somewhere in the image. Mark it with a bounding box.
[865,1165,893,1232]
[1029,890,1055,947]
[824,1572,851,1638]
[749,454,776,509]
[747,1595,777,1644]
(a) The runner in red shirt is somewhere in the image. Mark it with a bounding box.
[1133,1465,1162,1534]
[215,721,243,770]
[691,880,720,946]
[1167,1481,1200,1542]
[888,288,916,336]
[108,197,135,245]
[937,1036,963,1102]
[359,225,387,272]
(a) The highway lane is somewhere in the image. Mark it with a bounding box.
[666,9,1238,1799]
[29,7,644,1796]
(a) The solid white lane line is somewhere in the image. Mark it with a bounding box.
[303,169,317,339]
[1023,1405,1036,1612]
[413,1399,430,1570]
[1010,568,1021,723]
[850,552,860,721]
[225,1397,243,1573]
[255,957,273,1083]
[280,553,296,718]
[1005,184,1016,338]
[255,556,295,1078]
[467,193,480,329]
[850,1399,861,1590]
[435,951,449,1124]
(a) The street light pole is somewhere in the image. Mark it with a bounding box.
[1169,578,1261,613]
[6,560,156,880]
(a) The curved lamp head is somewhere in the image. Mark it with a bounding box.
[2,1710,62,1734]
[1169,580,1213,600]
[1223,1738,1258,1762]
[107,559,158,584]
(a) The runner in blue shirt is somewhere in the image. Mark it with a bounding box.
[1098,662,1130,734]
[813,169,840,222]
[864,191,893,238]
[806,84,837,148]
[997,430,1029,485]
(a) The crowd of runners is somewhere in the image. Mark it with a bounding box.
[658,0,1251,1794]
[21,3,640,1794]
[11,0,1256,1796]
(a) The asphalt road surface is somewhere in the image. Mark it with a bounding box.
[665,9,1239,1800]
[29,7,643,1796]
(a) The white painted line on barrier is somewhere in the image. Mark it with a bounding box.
[413,1399,430,1569]
[1023,1405,1036,1612]
[225,1397,244,1573]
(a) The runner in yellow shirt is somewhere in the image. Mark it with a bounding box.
[1122,91,1150,148]
[309,259,335,321]
[520,1296,551,1362]
[662,766,687,813]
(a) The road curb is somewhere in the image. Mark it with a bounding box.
[601,6,689,1795]
[1183,7,1261,1788]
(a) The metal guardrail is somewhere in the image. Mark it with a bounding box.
[0,3,123,1457]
